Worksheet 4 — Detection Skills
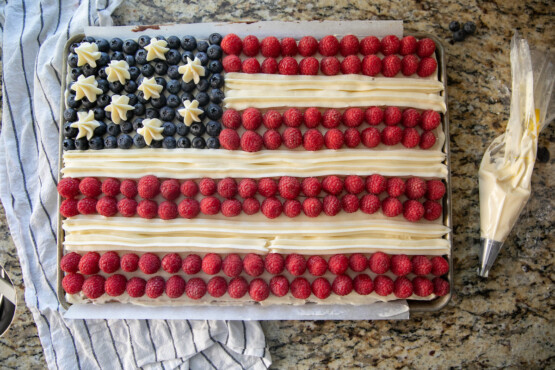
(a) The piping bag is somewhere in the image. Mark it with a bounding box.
[478,32,554,277]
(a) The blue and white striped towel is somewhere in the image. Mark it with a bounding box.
[0,0,271,368]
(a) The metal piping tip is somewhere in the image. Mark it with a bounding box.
[477,238,504,278]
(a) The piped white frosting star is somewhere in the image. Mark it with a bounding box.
[70,110,100,140]
[137,77,163,100]
[178,57,205,84]
[137,118,164,145]
[105,95,134,124]
[75,42,101,67]
[71,75,103,102]
[105,60,130,84]
[178,99,203,126]
[144,37,169,61]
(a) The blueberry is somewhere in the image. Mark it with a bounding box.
[167,79,181,94]
[155,36,166,42]
[136,90,148,104]
[94,38,110,52]
[197,78,210,92]
[163,136,177,149]
[209,33,223,45]
[154,77,167,89]
[182,51,195,63]
[67,94,81,108]
[206,120,222,137]
[96,94,111,108]
[110,38,123,51]
[154,61,168,75]
[63,123,78,137]
[181,80,196,93]
[110,51,125,61]
[449,21,460,32]
[152,96,167,109]
[134,102,146,117]
[89,136,104,150]
[63,138,76,150]
[63,108,78,122]
[118,134,133,149]
[70,67,83,80]
[104,135,118,148]
[150,139,163,148]
[75,138,89,150]
[166,49,181,65]
[109,81,124,93]
[207,60,223,73]
[167,65,181,79]
[194,52,208,66]
[181,92,195,102]
[146,108,160,119]
[181,35,197,51]
[138,35,151,48]
[133,118,144,131]
[190,122,206,137]
[133,134,146,148]
[135,49,148,65]
[128,66,140,80]
[166,36,181,49]
[93,107,105,120]
[97,79,110,94]
[107,123,121,136]
[81,97,96,109]
[195,92,210,106]
[82,64,97,77]
[177,136,191,148]
[453,30,466,42]
[463,21,476,35]
[166,94,181,108]
[98,67,108,79]
[121,121,134,134]
[206,45,222,60]
[160,107,176,121]
[94,122,107,136]
[192,137,206,149]
[208,88,225,104]
[68,54,79,68]
[125,54,136,66]
[176,122,190,136]
[97,52,110,67]
[83,36,96,43]
[207,137,220,149]
[124,80,138,93]
[69,42,80,54]
[140,63,155,77]
[205,104,223,120]
[197,41,209,53]
[161,121,177,136]
[127,94,138,106]
[123,39,139,54]
[209,73,224,88]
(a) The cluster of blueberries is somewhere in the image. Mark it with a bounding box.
[449,21,476,42]
[63,33,226,150]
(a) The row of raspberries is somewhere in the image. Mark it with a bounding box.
[63,272,450,301]
[61,251,450,277]
[221,34,436,59]
[223,108,441,131]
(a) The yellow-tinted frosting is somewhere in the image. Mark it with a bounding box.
[75,42,101,67]
[70,110,100,140]
[105,60,130,84]
[144,37,169,61]
[70,75,103,102]
[105,95,134,124]
[137,118,164,145]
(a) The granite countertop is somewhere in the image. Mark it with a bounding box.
[0,1,553,368]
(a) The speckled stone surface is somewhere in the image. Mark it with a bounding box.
[1,1,554,368]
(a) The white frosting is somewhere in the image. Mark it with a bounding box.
[178,57,205,84]
[178,100,203,126]
[75,42,101,67]
[70,110,100,140]
[105,60,130,84]
[137,118,164,145]
[105,95,134,124]
[144,37,169,61]
[137,77,163,100]
[70,75,103,102]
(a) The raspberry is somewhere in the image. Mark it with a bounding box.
[382,197,403,217]
[394,276,413,298]
[320,110,342,131]
[101,178,120,197]
[322,175,343,195]
[186,277,207,299]
[319,35,339,56]
[181,179,198,197]
[340,55,361,74]
[384,106,402,126]
[285,253,306,276]
[158,201,178,220]
[162,253,182,274]
[417,38,436,58]
[290,277,311,299]
[303,108,321,128]
[307,255,328,276]
[166,275,186,298]
[282,127,302,149]
[270,275,289,297]
[301,177,321,197]
[381,126,403,146]
[381,35,400,55]
[79,252,100,275]
[241,108,262,130]
[178,198,200,219]
[99,251,120,274]
[328,254,349,275]
[243,253,264,277]
[412,255,432,276]
[137,199,157,219]
[222,109,242,129]
[57,177,80,198]
[365,106,384,125]
[278,57,298,75]
[420,110,441,131]
[105,274,127,297]
[261,58,278,74]
[360,36,381,55]
[95,196,116,217]
[366,174,387,194]
[202,253,222,275]
[374,275,394,296]
[249,278,270,302]
[402,109,421,128]
[278,176,301,200]
[283,108,303,128]
[303,129,324,151]
[382,55,401,77]
[403,199,425,222]
[433,277,450,296]
[413,276,433,297]
[79,177,101,197]
[60,199,79,217]
[332,275,353,296]
[369,252,390,274]
[320,57,340,76]
[159,179,180,201]
[261,36,281,58]
[264,253,284,275]
[138,175,160,199]
[431,256,449,276]
[361,127,381,148]
[401,54,419,76]
[298,36,318,56]
[283,199,301,218]
[263,110,282,129]
[228,277,248,298]
[323,195,341,216]
[182,254,202,275]
[221,253,243,277]
[342,108,364,128]
[423,200,442,221]
[242,35,260,57]
[121,253,139,272]
[238,178,257,198]
[207,276,228,297]
[417,57,437,77]
[241,58,260,73]
[261,197,282,219]
[341,194,359,213]
[344,128,361,148]
[242,197,260,215]
[200,197,221,215]
[126,277,146,298]
[139,253,161,274]
[258,178,277,197]
[61,252,81,273]
[340,35,360,56]
[217,178,238,199]
[391,254,412,276]
[199,178,216,196]
[281,37,298,56]
[312,277,332,299]
[324,128,344,150]
[387,177,405,197]
[299,57,319,75]
[219,128,241,150]
[399,35,417,55]
[120,179,138,198]
[303,197,322,217]
[405,177,427,200]
[222,55,241,72]
[146,276,165,299]
[353,274,373,295]
[82,275,105,299]
[360,194,380,214]
[420,131,437,149]
[221,33,242,55]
